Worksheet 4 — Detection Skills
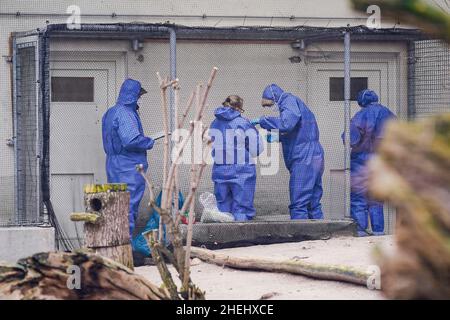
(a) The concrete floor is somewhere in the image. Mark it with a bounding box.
[135,235,395,300]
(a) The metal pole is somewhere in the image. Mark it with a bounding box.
[168,28,177,219]
[169,28,177,139]
[35,36,42,224]
[12,37,19,224]
[407,40,416,120]
[41,30,51,225]
[344,30,351,219]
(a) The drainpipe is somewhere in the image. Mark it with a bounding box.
[12,36,19,224]
[169,28,177,136]
[407,41,416,120]
[343,30,351,219]
[168,28,177,219]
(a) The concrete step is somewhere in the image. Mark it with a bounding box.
[179,219,356,249]
[0,226,55,263]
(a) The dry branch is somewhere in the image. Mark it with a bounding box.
[173,83,181,223]
[135,67,218,300]
[190,247,372,287]
[136,164,156,205]
[179,91,196,129]
[163,68,217,202]
[157,73,170,242]
[182,90,201,290]
[177,139,212,226]
[197,67,218,121]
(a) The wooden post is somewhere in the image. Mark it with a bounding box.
[70,183,134,270]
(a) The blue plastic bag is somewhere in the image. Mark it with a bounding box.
[131,190,184,256]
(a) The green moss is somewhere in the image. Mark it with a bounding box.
[70,212,100,224]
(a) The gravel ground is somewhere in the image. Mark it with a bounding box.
[135,235,395,300]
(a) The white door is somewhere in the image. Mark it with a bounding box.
[49,58,122,246]
[307,59,398,224]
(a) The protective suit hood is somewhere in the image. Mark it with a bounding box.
[357,89,379,107]
[262,84,285,103]
[214,106,241,121]
[117,78,143,108]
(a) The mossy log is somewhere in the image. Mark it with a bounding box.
[368,114,450,299]
[190,247,372,287]
[70,212,100,224]
[83,183,127,194]
[0,251,169,300]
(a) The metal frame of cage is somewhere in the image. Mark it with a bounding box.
[11,33,42,226]
[9,23,428,236]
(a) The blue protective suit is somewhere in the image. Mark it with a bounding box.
[102,79,154,236]
[346,89,396,235]
[259,84,324,220]
[210,106,264,221]
[131,191,175,256]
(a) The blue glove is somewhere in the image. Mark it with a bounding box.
[266,133,279,143]
[250,118,260,126]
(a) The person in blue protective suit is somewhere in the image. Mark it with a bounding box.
[210,95,264,221]
[252,84,324,220]
[102,79,154,237]
[343,89,396,237]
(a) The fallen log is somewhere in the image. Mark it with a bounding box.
[368,114,450,299]
[190,247,373,288]
[0,251,169,300]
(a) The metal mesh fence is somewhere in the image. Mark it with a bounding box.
[135,38,405,236]
[410,40,450,119]
[0,176,15,226]
[15,44,40,225]
[1,41,42,227]
[1,19,449,249]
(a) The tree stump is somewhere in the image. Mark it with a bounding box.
[70,184,134,270]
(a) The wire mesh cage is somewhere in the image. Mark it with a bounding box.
[410,40,450,119]
[1,19,449,249]
[15,42,41,225]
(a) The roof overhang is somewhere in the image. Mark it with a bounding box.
[21,23,427,43]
